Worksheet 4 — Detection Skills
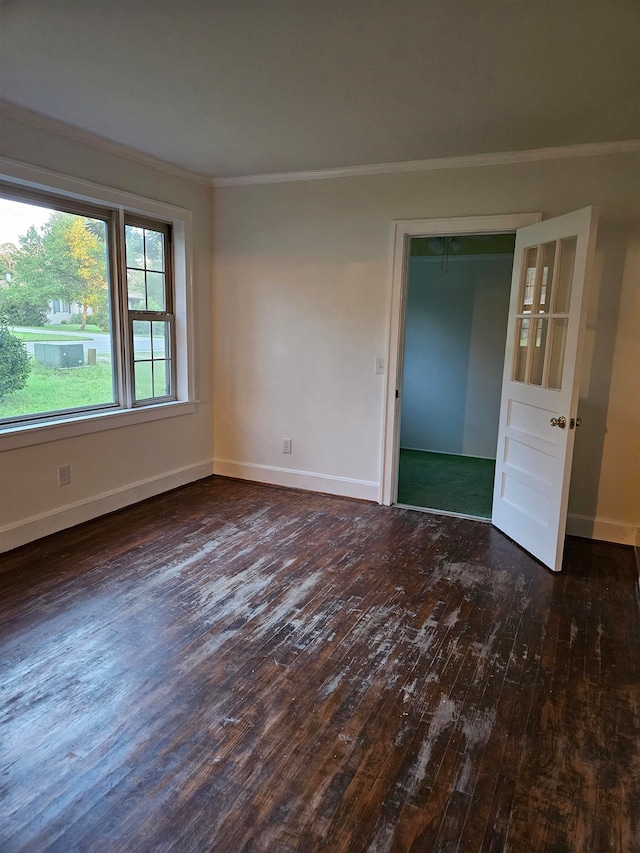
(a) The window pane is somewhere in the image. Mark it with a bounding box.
[133,320,152,359]
[513,318,530,382]
[555,237,576,313]
[144,229,165,272]
[0,197,116,422]
[146,272,166,310]
[132,320,172,399]
[519,247,537,313]
[134,360,153,401]
[127,269,145,310]
[153,359,171,397]
[125,225,145,269]
[151,321,168,359]
[529,318,548,386]
[547,318,568,390]
[536,241,556,313]
[126,217,173,402]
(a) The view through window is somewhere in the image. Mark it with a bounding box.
[0,190,175,425]
[125,221,174,402]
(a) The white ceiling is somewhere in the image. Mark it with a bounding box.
[1,1,638,179]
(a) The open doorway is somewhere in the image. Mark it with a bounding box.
[380,213,541,511]
[382,209,595,572]
[396,233,515,519]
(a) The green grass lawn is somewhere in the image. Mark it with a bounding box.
[15,331,93,342]
[42,323,105,333]
[21,323,151,338]
[0,357,158,419]
[0,361,116,419]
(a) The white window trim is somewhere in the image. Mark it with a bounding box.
[0,156,197,450]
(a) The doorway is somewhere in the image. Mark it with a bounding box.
[396,233,515,519]
[380,213,542,510]
[382,209,597,572]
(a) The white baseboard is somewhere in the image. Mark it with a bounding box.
[213,458,379,502]
[214,462,635,545]
[3,460,634,554]
[566,513,638,546]
[0,459,214,553]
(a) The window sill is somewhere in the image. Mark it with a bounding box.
[0,400,198,451]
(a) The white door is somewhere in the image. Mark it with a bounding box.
[492,207,598,572]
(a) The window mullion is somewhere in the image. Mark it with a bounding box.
[106,211,123,409]
[115,207,134,408]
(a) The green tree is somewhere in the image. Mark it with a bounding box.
[0,239,49,326]
[66,217,109,328]
[0,242,18,281]
[0,313,31,401]
[13,213,109,330]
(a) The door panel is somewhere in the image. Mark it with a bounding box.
[492,207,597,571]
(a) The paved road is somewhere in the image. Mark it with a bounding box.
[13,326,166,360]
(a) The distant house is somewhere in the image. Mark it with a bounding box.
[46,300,94,324]
[46,299,78,323]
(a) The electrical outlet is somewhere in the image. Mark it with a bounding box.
[282,438,292,454]
[58,464,71,486]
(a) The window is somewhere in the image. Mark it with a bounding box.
[0,182,183,430]
[125,219,175,403]
[512,238,576,389]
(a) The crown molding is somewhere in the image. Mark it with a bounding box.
[2,101,637,190]
[0,100,211,186]
[0,156,193,223]
[212,139,640,187]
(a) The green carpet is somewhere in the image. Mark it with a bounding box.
[397,449,495,518]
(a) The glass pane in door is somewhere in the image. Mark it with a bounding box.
[536,242,556,313]
[513,318,530,382]
[547,318,569,390]
[554,237,577,313]
[529,318,548,386]
[519,247,538,313]
[511,236,575,391]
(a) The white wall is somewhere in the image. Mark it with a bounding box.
[2,126,635,550]
[213,150,640,544]
[0,114,214,551]
[400,254,513,458]
[464,256,516,458]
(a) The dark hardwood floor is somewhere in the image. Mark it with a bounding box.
[1,477,638,852]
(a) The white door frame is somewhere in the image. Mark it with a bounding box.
[379,212,542,507]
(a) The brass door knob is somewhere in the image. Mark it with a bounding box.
[550,416,566,428]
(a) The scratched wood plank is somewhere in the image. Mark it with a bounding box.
[0,476,638,852]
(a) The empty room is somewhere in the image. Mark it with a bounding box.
[1,2,639,851]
